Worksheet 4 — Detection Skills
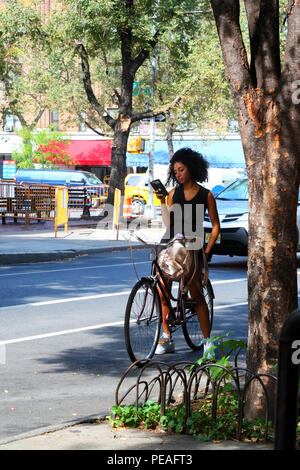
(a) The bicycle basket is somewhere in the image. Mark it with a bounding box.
[157,234,198,282]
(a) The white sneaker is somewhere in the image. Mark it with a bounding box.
[203,340,215,359]
[155,333,175,355]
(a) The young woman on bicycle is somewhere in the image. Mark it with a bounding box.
[154,148,220,355]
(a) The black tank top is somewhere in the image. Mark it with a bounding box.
[161,184,210,242]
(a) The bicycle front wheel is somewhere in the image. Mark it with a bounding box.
[182,279,214,351]
[124,277,162,363]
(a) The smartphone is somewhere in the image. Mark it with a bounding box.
[150,179,169,197]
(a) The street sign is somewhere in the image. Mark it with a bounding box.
[133,81,151,97]
[139,122,150,135]
[2,160,16,179]
[141,113,166,122]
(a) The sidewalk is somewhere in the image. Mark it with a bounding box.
[0,218,274,451]
[0,217,161,265]
[0,418,273,451]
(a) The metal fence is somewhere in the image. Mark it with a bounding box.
[68,185,108,218]
[115,350,277,443]
[1,180,56,225]
[0,180,109,224]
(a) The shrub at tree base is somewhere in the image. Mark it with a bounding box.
[107,394,282,444]
[110,333,300,446]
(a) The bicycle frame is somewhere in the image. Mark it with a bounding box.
[130,235,208,329]
[124,238,214,363]
[150,256,185,324]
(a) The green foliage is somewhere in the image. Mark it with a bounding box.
[0,1,75,131]
[106,331,279,443]
[107,392,274,442]
[0,0,43,83]
[191,331,247,385]
[45,0,231,133]
[107,332,275,443]
[108,400,161,430]
[13,127,71,169]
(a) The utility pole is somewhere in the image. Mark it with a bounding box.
[146,54,156,221]
[145,3,157,221]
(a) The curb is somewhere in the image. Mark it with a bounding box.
[0,243,148,265]
[0,413,106,446]
[0,250,78,265]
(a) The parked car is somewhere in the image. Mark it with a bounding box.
[124,173,163,216]
[15,168,103,187]
[15,169,108,208]
[204,178,300,257]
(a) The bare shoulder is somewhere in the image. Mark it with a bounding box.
[207,190,216,204]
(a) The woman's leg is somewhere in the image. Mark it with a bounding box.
[189,268,210,339]
[157,274,172,336]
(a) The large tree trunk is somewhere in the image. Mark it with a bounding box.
[107,117,131,204]
[240,90,298,420]
[210,0,300,421]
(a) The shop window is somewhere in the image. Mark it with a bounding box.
[51,110,59,130]
[3,113,22,132]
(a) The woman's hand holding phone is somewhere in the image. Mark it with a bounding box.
[150,179,168,202]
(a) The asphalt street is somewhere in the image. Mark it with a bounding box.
[1,251,250,441]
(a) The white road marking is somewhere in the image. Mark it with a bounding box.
[0,290,132,311]
[1,272,299,346]
[0,278,247,311]
[0,261,149,277]
[0,320,125,345]
[212,278,246,285]
[0,300,249,346]
[214,302,247,310]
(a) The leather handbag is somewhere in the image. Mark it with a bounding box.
[157,233,209,294]
[157,234,198,280]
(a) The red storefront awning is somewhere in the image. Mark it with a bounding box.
[67,140,112,166]
[39,139,112,166]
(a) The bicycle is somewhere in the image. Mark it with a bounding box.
[124,236,214,364]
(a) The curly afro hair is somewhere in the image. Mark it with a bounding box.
[166,148,209,186]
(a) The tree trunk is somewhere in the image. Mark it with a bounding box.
[210,0,300,421]
[239,89,298,420]
[107,117,131,205]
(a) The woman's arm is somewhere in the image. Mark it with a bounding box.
[155,188,174,228]
[205,191,220,256]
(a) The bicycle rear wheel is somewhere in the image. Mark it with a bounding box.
[182,279,214,351]
[124,277,162,364]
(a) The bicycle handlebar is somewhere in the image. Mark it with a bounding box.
[129,231,167,251]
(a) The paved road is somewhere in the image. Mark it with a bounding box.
[0,251,250,441]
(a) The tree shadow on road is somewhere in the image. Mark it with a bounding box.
[36,303,249,379]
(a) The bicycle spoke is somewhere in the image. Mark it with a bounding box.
[125,278,161,363]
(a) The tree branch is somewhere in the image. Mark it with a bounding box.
[244,0,281,91]
[130,30,159,76]
[32,108,45,128]
[76,42,116,129]
[131,90,183,123]
[210,0,251,97]
[12,110,28,128]
[12,107,44,130]
[83,119,113,137]
[282,0,300,80]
